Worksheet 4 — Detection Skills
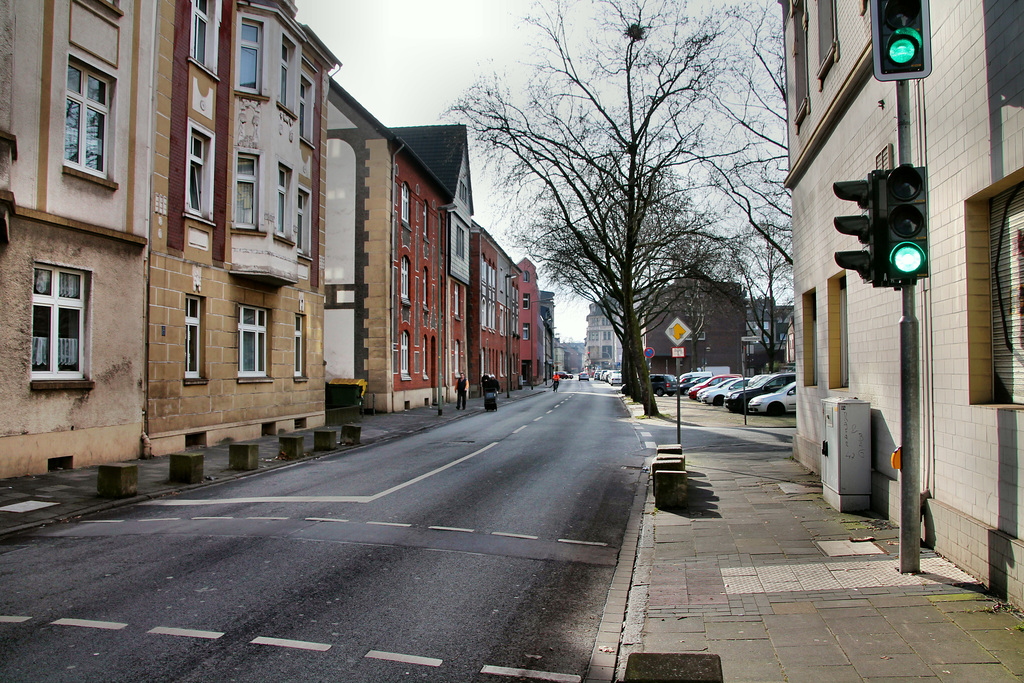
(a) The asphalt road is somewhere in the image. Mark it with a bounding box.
[0,381,644,683]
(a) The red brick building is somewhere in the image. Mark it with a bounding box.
[469,223,520,394]
[517,258,543,385]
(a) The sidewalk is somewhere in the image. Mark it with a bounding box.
[618,401,1024,682]
[0,387,546,539]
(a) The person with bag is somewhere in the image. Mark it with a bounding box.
[456,373,468,410]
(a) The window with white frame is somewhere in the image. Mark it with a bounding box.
[401,183,410,225]
[400,330,410,377]
[238,20,261,92]
[190,0,217,68]
[422,202,428,238]
[523,292,530,309]
[523,322,531,340]
[454,339,462,375]
[523,270,530,283]
[422,268,429,308]
[422,335,429,378]
[235,154,258,227]
[294,314,304,377]
[400,256,410,303]
[185,296,202,378]
[453,284,460,318]
[64,63,110,175]
[238,305,267,377]
[32,266,86,378]
[279,37,294,108]
[187,124,214,218]
[296,187,310,254]
[276,164,290,237]
[299,75,313,141]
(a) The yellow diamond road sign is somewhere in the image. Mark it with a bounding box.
[665,318,691,344]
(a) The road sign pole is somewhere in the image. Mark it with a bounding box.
[676,357,681,444]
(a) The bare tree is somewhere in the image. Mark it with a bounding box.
[452,0,724,416]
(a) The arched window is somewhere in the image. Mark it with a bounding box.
[423,268,429,308]
[401,256,410,302]
[401,183,410,225]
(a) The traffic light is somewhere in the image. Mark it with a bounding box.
[833,171,883,285]
[871,0,932,81]
[881,164,928,285]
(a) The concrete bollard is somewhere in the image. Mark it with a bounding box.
[340,424,361,445]
[656,443,683,457]
[97,463,138,498]
[169,452,204,484]
[313,429,336,451]
[623,652,723,682]
[651,456,685,475]
[229,443,259,471]
[654,470,688,509]
[278,435,305,460]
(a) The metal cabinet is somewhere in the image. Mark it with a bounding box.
[821,397,871,511]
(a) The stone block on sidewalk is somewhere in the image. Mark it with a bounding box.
[313,429,336,451]
[656,444,683,457]
[654,470,688,509]
[229,443,259,471]
[652,456,685,474]
[278,435,304,460]
[340,424,361,445]
[623,652,723,682]
[97,463,137,498]
[169,452,203,484]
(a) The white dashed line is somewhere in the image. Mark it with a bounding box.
[429,526,475,533]
[480,665,581,682]
[246,516,289,520]
[81,520,123,524]
[513,426,527,433]
[533,416,544,422]
[491,532,539,540]
[251,636,331,651]
[546,410,554,414]
[367,521,412,528]
[365,650,443,667]
[639,432,652,438]
[0,616,31,623]
[192,516,233,520]
[141,518,181,522]
[149,626,224,639]
[306,517,349,523]
[557,539,609,547]
[52,618,127,630]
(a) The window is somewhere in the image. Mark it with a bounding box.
[422,202,429,238]
[64,63,109,175]
[456,225,466,258]
[458,179,469,204]
[791,0,810,125]
[400,257,410,302]
[453,284,460,317]
[454,339,462,375]
[296,187,310,253]
[422,268,429,308]
[279,38,294,107]
[401,183,410,225]
[185,296,202,378]
[294,314,304,377]
[817,0,837,80]
[238,305,267,377]
[299,75,313,140]
[989,185,1024,403]
[192,0,216,67]
[238,20,261,92]
[422,336,429,378]
[523,293,530,309]
[276,164,290,237]
[235,154,257,227]
[187,125,213,218]
[400,331,410,377]
[32,266,86,378]
[523,322,531,340]
[523,271,530,283]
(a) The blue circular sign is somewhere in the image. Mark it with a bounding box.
[644,347,655,358]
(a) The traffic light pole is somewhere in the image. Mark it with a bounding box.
[896,79,921,574]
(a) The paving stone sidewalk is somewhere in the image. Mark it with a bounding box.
[0,387,546,539]
[617,407,1024,682]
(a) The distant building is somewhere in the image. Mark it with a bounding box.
[517,258,543,385]
[585,303,622,371]
[468,223,519,394]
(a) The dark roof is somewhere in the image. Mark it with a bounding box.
[391,125,472,213]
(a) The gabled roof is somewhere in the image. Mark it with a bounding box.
[391,125,473,214]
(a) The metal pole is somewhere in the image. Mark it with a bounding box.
[896,78,921,573]
[676,357,681,444]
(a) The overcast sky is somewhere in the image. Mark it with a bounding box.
[295,0,592,342]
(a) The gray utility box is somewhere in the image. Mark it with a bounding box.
[821,397,871,512]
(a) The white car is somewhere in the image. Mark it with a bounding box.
[747,381,797,415]
[609,371,622,385]
[700,377,746,406]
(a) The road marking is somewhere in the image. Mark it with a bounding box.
[81,519,123,523]
[0,616,31,623]
[429,526,475,533]
[639,432,652,438]
[306,517,349,523]
[246,516,289,520]
[557,539,609,547]
[492,532,539,540]
[533,416,544,422]
[52,618,128,630]
[365,650,443,667]
[251,636,331,651]
[480,665,581,682]
[148,626,223,639]
[546,410,554,414]
[512,425,527,433]
[365,442,498,501]
[644,441,657,449]
[193,516,233,520]
[141,518,181,522]
[367,521,412,528]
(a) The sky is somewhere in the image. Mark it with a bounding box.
[294,0,592,342]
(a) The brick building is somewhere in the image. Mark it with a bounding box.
[469,223,520,394]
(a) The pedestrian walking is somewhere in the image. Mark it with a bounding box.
[456,373,468,410]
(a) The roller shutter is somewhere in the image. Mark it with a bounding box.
[990,182,1024,404]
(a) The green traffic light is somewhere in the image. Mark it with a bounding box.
[890,242,925,274]
[887,28,921,64]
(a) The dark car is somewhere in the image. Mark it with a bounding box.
[724,372,796,413]
[649,374,678,396]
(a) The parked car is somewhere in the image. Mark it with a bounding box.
[649,374,678,396]
[688,374,740,400]
[677,371,712,393]
[699,377,746,405]
[609,371,622,385]
[747,382,797,415]
[579,372,590,381]
[725,373,796,413]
